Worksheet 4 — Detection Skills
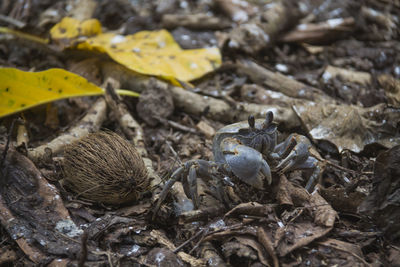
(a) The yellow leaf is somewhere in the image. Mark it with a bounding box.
[78,30,221,82]
[50,17,221,81]
[50,17,102,40]
[0,68,138,118]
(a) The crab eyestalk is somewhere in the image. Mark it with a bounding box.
[248,115,255,129]
[262,111,274,129]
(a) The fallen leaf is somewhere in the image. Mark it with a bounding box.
[0,68,138,118]
[358,145,400,241]
[235,236,270,266]
[50,17,101,41]
[320,187,366,214]
[222,237,259,263]
[378,74,400,107]
[50,17,221,82]
[317,238,368,266]
[274,175,336,256]
[293,102,400,153]
[78,30,221,82]
[275,222,332,257]
[309,188,337,227]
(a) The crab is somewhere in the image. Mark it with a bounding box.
[153,111,320,216]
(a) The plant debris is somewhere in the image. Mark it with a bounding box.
[0,0,399,266]
[63,131,149,205]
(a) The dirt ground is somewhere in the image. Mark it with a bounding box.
[0,0,400,266]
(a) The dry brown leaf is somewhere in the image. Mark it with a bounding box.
[293,102,400,153]
[320,187,366,214]
[358,145,400,241]
[275,222,332,257]
[317,238,369,266]
[309,189,337,227]
[276,174,310,207]
[257,227,279,267]
[235,235,270,266]
[273,175,336,256]
[149,229,205,266]
[378,74,400,107]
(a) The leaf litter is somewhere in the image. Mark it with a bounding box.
[0,0,400,266]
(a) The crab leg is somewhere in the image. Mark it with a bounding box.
[215,175,232,209]
[152,166,185,219]
[304,161,321,191]
[276,142,309,172]
[273,134,297,159]
[275,134,312,171]
[189,160,229,208]
[275,134,321,191]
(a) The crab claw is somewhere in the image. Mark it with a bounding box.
[221,138,272,189]
[260,159,272,185]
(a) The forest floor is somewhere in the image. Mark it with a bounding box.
[0,0,400,266]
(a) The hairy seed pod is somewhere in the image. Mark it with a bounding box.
[63,131,149,205]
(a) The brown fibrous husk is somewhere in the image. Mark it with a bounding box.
[63,131,149,205]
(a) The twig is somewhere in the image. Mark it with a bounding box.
[0,237,9,247]
[167,120,198,134]
[174,228,205,253]
[257,227,279,267]
[27,98,107,162]
[101,61,301,128]
[189,230,209,254]
[313,153,364,175]
[201,222,247,242]
[162,13,230,30]
[0,26,48,44]
[170,84,300,128]
[57,232,81,244]
[178,205,225,224]
[236,59,333,103]
[92,250,115,267]
[78,231,88,267]
[0,14,26,28]
[165,141,182,165]
[281,17,355,43]
[103,82,161,183]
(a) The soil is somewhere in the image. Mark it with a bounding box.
[0,0,400,266]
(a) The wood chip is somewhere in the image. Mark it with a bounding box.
[196,121,216,139]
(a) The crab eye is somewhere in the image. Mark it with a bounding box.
[248,115,255,129]
[266,111,273,123]
[263,111,274,128]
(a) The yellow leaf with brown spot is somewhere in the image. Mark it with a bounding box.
[50,17,101,44]
[51,17,221,82]
[78,30,221,82]
[0,68,138,118]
